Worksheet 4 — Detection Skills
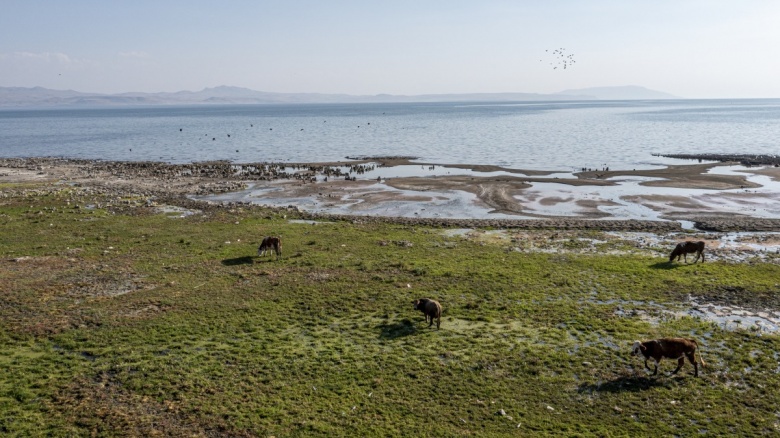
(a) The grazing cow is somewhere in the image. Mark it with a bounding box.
[257,236,282,259]
[669,241,705,263]
[631,338,706,377]
[413,298,442,329]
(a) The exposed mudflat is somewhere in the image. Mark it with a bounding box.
[3,157,780,231]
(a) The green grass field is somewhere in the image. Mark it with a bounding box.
[1,183,779,436]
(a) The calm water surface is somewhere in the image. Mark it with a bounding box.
[2,99,780,171]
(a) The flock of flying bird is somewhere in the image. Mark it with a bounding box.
[542,48,576,70]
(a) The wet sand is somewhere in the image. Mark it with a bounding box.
[2,157,780,231]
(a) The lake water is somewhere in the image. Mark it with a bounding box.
[2,99,780,171]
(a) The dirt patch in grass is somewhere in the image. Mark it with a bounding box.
[693,285,780,310]
[50,373,245,437]
[0,256,158,335]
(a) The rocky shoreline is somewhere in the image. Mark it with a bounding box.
[3,157,780,232]
[657,153,780,166]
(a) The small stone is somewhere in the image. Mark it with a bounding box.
[497,409,506,416]
[613,406,622,413]
[546,405,555,411]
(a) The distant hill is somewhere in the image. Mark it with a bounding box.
[555,85,679,100]
[0,85,678,108]
[0,86,101,106]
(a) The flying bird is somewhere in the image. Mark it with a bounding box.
[543,48,576,71]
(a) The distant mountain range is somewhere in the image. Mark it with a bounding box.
[0,85,680,108]
[556,86,678,100]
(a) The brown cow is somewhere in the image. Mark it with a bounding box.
[669,241,705,263]
[631,338,706,377]
[413,298,442,329]
[257,236,282,259]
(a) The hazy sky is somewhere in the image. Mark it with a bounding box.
[2,0,779,98]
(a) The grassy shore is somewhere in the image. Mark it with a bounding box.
[1,182,780,436]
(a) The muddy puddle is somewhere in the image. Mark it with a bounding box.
[683,299,780,333]
[440,228,780,263]
[586,297,780,334]
[605,230,780,263]
[155,205,201,218]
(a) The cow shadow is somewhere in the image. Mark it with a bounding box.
[221,256,255,266]
[649,261,684,270]
[377,319,422,340]
[577,375,669,393]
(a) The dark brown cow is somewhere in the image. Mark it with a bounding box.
[413,298,442,329]
[257,236,282,259]
[631,338,706,377]
[669,241,705,263]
